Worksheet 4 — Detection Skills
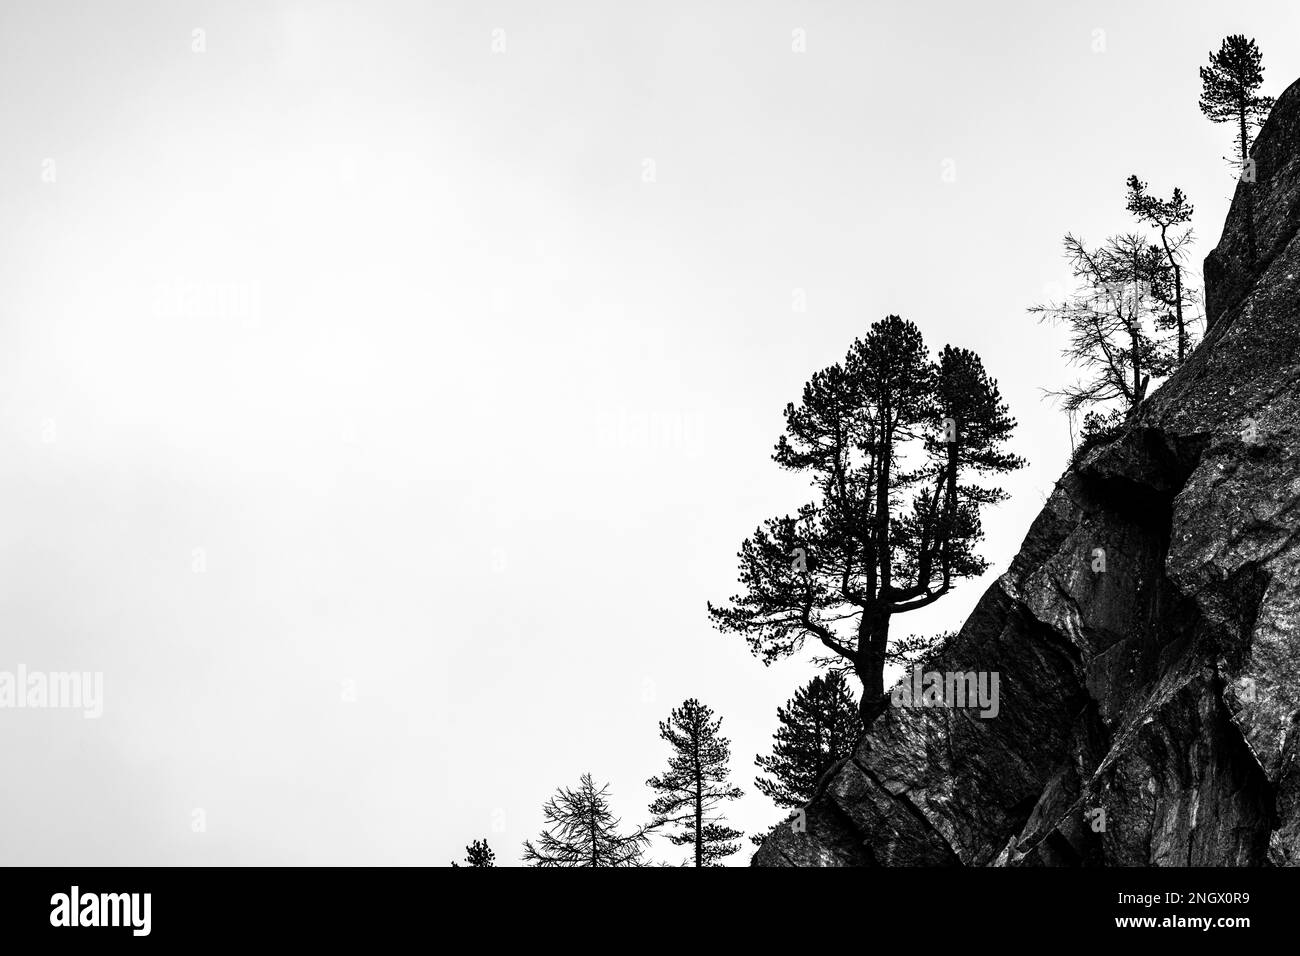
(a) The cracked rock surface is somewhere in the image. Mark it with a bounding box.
[755,76,1300,868]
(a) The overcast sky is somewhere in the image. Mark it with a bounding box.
[1,0,1298,866]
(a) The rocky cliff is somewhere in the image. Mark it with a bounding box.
[755,76,1300,867]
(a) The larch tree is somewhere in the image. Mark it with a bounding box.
[522,773,649,867]
[450,838,496,867]
[646,698,744,867]
[755,672,863,810]
[1126,176,1198,365]
[1030,233,1170,432]
[1199,35,1275,267]
[708,316,1022,724]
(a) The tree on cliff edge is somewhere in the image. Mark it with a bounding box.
[1199,35,1276,268]
[1030,233,1169,431]
[1126,176,1198,366]
[646,698,744,866]
[708,317,1022,725]
[755,673,863,810]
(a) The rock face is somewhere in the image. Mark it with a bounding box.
[755,76,1300,868]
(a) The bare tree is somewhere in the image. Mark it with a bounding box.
[522,773,650,867]
[1031,233,1168,419]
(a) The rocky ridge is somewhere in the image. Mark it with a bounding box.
[755,76,1300,867]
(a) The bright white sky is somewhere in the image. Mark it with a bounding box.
[1,0,1297,866]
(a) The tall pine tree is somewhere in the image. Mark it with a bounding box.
[522,773,649,867]
[709,317,1022,724]
[755,673,863,810]
[646,698,744,867]
[1199,35,1275,267]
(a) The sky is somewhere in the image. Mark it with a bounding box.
[1,0,1298,866]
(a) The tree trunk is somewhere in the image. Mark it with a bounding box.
[693,737,703,868]
[1131,350,1142,408]
[1174,262,1185,363]
[943,423,959,583]
[1160,226,1186,365]
[1130,247,1144,409]
[855,612,890,725]
[1241,107,1258,269]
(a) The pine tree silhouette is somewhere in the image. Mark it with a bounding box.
[450,838,496,867]
[755,673,863,810]
[709,317,1022,724]
[646,698,744,866]
[1199,35,1275,268]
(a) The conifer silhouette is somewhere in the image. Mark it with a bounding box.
[646,699,744,866]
